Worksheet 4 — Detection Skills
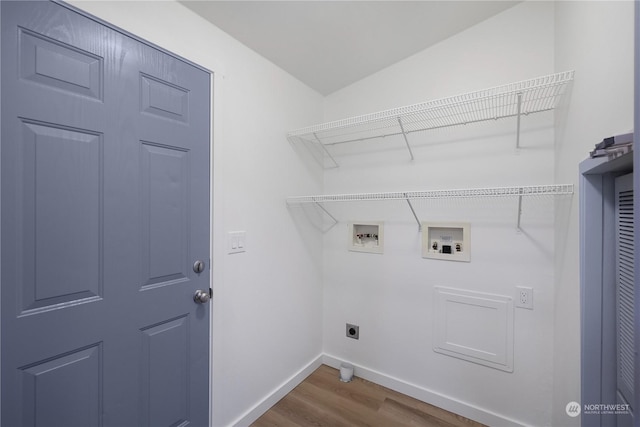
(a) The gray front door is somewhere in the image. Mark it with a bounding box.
[1,2,211,426]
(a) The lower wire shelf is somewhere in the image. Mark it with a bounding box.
[286,184,574,231]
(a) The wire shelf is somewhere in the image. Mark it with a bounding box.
[287,71,574,166]
[286,184,574,231]
[286,184,573,204]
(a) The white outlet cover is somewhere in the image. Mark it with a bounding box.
[515,286,533,310]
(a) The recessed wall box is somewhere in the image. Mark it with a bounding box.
[422,222,470,262]
[348,222,384,254]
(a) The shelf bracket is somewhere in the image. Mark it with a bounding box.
[314,201,339,229]
[404,194,421,231]
[397,117,415,161]
[313,132,339,168]
[516,188,523,232]
[515,92,523,149]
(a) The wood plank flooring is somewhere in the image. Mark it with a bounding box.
[251,364,486,427]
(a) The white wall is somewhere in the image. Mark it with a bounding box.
[553,1,634,426]
[67,2,325,426]
[320,2,636,426]
[322,3,557,425]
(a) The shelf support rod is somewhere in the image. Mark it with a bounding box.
[314,201,339,227]
[515,92,523,149]
[404,193,421,231]
[397,117,415,161]
[516,188,523,232]
[313,132,339,168]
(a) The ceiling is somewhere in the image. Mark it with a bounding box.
[180,1,520,95]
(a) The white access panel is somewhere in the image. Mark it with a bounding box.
[433,287,514,372]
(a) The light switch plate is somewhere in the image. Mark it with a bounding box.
[228,231,246,254]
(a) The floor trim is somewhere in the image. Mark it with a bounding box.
[230,354,324,427]
[231,352,529,427]
[321,353,527,427]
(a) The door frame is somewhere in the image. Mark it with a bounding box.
[633,1,640,422]
[0,1,216,424]
[580,153,633,427]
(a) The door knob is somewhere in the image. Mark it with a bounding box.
[193,260,205,274]
[193,290,210,304]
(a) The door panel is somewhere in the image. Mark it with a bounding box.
[141,317,189,427]
[21,120,103,312]
[140,142,190,289]
[20,344,103,427]
[2,2,211,426]
[140,74,190,123]
[19,27,104,100]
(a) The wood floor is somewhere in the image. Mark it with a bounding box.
[251,365,486,427]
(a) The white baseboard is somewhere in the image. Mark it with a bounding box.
[322,353,527,427]
[230,354,323,427]
[228,352,528,427]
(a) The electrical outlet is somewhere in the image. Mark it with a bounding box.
[516,286,533,310]
[346,323,359,340]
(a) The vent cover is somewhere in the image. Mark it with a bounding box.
[616,173,634,408]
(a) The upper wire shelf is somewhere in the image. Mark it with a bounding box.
[287,71,575,167]
[286,184,574,204]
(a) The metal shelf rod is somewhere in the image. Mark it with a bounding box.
[397,117,415,161]
[404,194,421,231]
[314,201,339,229]
[313,132,339,168]
[516,189,524,231]
[516,92,523,149]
